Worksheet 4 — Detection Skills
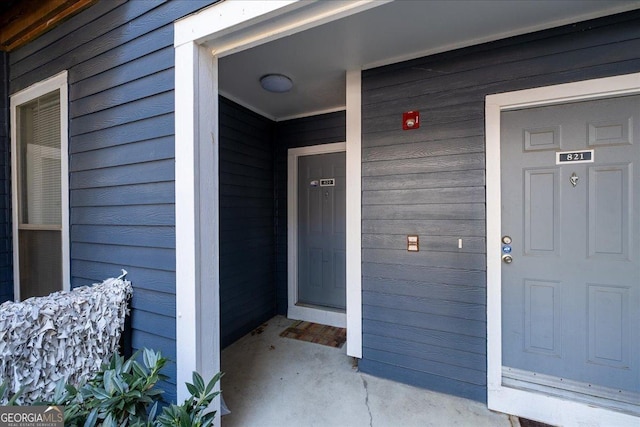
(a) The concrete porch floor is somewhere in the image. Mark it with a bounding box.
[220,316,515,427]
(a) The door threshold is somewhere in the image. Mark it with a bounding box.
[502,367,640,417]
[288,303,346,328]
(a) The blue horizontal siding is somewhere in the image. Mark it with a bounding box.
[71,205,175,226]
[358,359,485,402]
[71,242,175,271]
[70,24,174,85]
[71,262,175,294]
[72,224,174,248]
[71,182,174,206]
[8,0,219,402]
[219,97,276,349]
[71,91,174,136]
[70,113,174,153]
[70,46,174,100]
[360,9,640,403]
[71,136,174,170]
[70,69,174,118]
[71,159,175,188]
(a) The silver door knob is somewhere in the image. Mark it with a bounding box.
[502,254,513,264]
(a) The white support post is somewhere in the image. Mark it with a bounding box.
[346,69,363,359]
[175,40,199,401]
[174,40,219,412]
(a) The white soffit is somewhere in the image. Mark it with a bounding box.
[218,0,639,120]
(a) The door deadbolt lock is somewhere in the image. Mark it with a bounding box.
[502,254,513,264]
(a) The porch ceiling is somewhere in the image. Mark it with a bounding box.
[218,0,639,121]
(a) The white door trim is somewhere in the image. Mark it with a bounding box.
[287,142,347,328]
[486,71,640,427]
[10,70,70,300]
[174,0,379,408]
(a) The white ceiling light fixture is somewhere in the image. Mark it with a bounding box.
[259,73,293,93]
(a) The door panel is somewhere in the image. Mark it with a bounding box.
[297,152,346,309]
[588,165,629,259]
[501,95,640,403]
[587,284,630,369]
[524,279,561,357]
[524,169,559,254]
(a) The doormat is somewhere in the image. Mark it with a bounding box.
[279,320,346,348]
[518,418,555,427]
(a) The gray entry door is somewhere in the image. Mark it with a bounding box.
[501,95,640,407]
[297,151,346,309]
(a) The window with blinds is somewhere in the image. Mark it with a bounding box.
[15,90,63,300]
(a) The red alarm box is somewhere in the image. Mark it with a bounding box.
[402,110,420,130]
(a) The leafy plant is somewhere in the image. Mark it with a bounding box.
[154,371,222,427]
[42,348,166,426]
[0,380,24,405]
[38,348,221,427]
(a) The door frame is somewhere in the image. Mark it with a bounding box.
[287,142,347,328]
[486,72,640,426]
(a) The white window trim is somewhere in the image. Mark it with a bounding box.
[486,71,640,427]
[9,71,70,301]
[287,142,347,329]
[174,0,380,411]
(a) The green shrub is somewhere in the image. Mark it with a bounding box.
[36,348,221,427]
[152,371,221,427]
[0,380,24,405]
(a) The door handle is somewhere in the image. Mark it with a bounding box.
[502,254,513,264]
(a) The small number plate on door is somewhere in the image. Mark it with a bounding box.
[556,150,594,164]
[320,178,335,187]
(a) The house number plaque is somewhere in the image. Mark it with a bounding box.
[556,149,594,165]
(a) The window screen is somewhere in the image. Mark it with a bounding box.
[16,90,62,300]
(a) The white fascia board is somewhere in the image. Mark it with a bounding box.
[174,0,299,48]
[208,0,390,58]
[176,0,391,58]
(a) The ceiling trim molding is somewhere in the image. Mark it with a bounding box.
[218,89,277,121]
[277,106,346,122]
[220,87,346,122]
